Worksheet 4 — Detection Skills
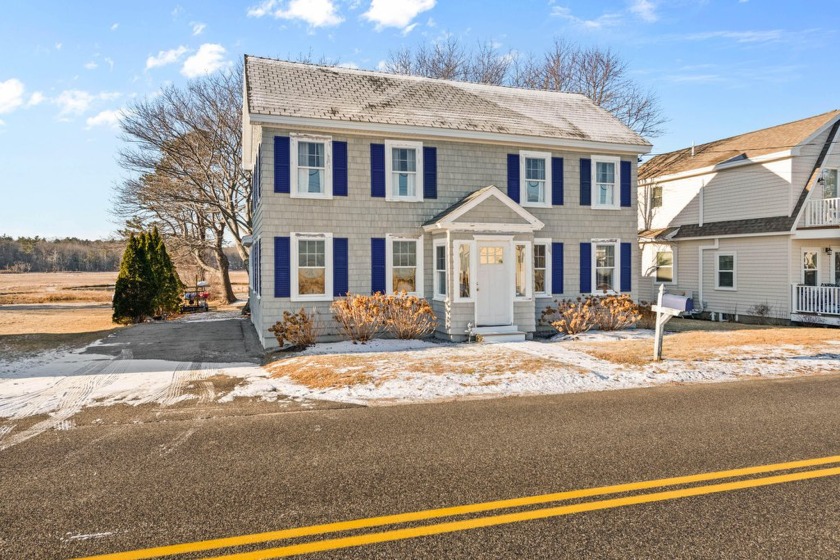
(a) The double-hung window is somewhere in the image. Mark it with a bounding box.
[594,242,618,292]
[592,156,620,208]
[385,140,423,202]
[651,185,663,209]
[386,235,424,295]
[290,135,332,198]
[533,240,550,296]
[520,151,551,207]
[823,169,839,199]
[514,242,531,299]
[716,253,736,290]
[655,250,673,283]
[434,240,447,300]
[802,250,818,287]
[291,233,333,301]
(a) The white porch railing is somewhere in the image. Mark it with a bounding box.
[793,284,840,315]
[802,197,840,227]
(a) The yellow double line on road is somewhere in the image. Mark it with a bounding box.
[76,454,840,560]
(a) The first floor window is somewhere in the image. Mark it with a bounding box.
[655,250,673,283]
[717,253,736,289]
[534,243,547,295]
[458,243,471,299]
[515,244,527,297]
[387,236,423,295]
[434,243,447,298]
[298,239,326,295]
[290,135,332,198]
[595,244,616,291]
[802,250,818,286]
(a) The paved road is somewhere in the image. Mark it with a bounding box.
[2,374,840,559]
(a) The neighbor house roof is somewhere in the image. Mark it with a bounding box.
[244,55,650,150]
[640,110,840,180]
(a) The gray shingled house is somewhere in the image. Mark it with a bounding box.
[639,110,840,326]
[243,56,651,346]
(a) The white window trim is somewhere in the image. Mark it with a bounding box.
[385,139,424,202]
[534,238,552,298]
[823,168,839,199]
[385,234,425,296]
[453,240,476,303]
[654,248,676,285]
[832,246,840,285]
[289,134,333,200]
[592,239,620,294]
[592,155,621,210]
[801,247,820,285]
[290,232,333,302]
[433,238,448,302]
[251,237,262,300]
[520,150,552,208]
[514,241,532,301]
[715,251,737,291]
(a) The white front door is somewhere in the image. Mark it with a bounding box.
[476,242,512,326]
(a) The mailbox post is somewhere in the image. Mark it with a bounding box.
[651,285,693,361]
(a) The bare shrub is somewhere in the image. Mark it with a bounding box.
[594,294,642,331]
[382,292,437,339]
[636,301,656,329]
[541,297,598,335]
[331,293,387,343]
[268,308,317,349]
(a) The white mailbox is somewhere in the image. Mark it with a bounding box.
[660,293,694,313]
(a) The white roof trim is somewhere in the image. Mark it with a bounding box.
[670,231,790,241]
[250,114,652,155]
[422,185,545,233]
[640,149,794,185]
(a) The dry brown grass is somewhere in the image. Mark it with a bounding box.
[575,327,840,365]
[0,305,119,358]
[0,272,117,304]
[267,346,584,389]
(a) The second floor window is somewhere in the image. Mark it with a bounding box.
[385,140,423,202]
[651,185,663,208]
[592,156,620,209]
[823,169,838,199]
[290,135,332,199]
[520,151,551,206]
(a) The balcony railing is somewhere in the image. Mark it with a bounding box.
[802,197,840,227]
[793,284,840,315]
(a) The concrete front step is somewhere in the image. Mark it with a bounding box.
[472,325,526,343]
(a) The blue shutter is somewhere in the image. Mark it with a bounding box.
[274,236,290,298]
[333,141,348,196]
[274,136,290,194]
[620,242,632,292]
[551,242,564,294]
[423,146,437,199]
[370,144,386,198]
[333,237,349,297]
[371,238,386,294]
[507,154,520,203]
[257,240,262,297]
[551,157,564,206]
[580,242,592,293]
[620,160,632,207]
[579,158,591,206]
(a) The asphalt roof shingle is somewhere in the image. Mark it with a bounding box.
[244,55,650,148]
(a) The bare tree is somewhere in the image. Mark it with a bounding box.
[118,64,250,303]
[465,41,511,85]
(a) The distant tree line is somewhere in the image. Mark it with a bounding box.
[0,236,126,273]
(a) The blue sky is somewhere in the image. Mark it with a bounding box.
[1,0,837,239]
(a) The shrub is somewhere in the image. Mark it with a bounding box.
[594,294,642,331]
[268,307,317,349]
[382,292,437,339]
[541,297,598,335]
[636,301,656,330]
[331,293,387,343]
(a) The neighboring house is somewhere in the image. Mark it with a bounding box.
[242,56,651,347]
[638,110,840,326]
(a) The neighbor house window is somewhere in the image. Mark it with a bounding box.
[594,242,618,292]
[716,253,736,290]
[520,151,551,206]
[385,140,423,202]
[386,235,424,295]
[802,250,818,286]
[592,156,620,208]
[454,241,473,301]
[434,240,447,300]
[514,243,531,299]
[823,169,839,199]
[291,232,333,301]
[533,240,550,296]
[655,250,673,283]
[290,135,332,199]
[651,185,663,209]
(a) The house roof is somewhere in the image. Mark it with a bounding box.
[422,185,544,232]
[244,55,650,149]
[640,110,840,180]
[639,227,679,241]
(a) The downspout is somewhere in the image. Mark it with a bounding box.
[698,237,719,312]
[699,180,705,227]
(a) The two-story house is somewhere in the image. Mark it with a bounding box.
[243,56,651,346]
[639,110,840,326]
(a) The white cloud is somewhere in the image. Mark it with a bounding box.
[55,42,62,50]
[28,91,45,107]
[110,22,119,31]
[248,0,343,27]
[53,90,119,118]
[146,46,190,70]
[363,0,435,30]
[0,78,26,114]
[191,21,206,35]
[181,43,231,78]
[84,61,98,70]
[682,30,784,43]
[85,108,125,130]
[337,62,359,69]
[551,6,621,29]
[629,0,657,22]
[0,119,5,126]
[104,57,115,70]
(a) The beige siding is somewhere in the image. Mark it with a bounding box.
[250,125,640,346]
[792,128,830,213]
[454,197,530,225]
